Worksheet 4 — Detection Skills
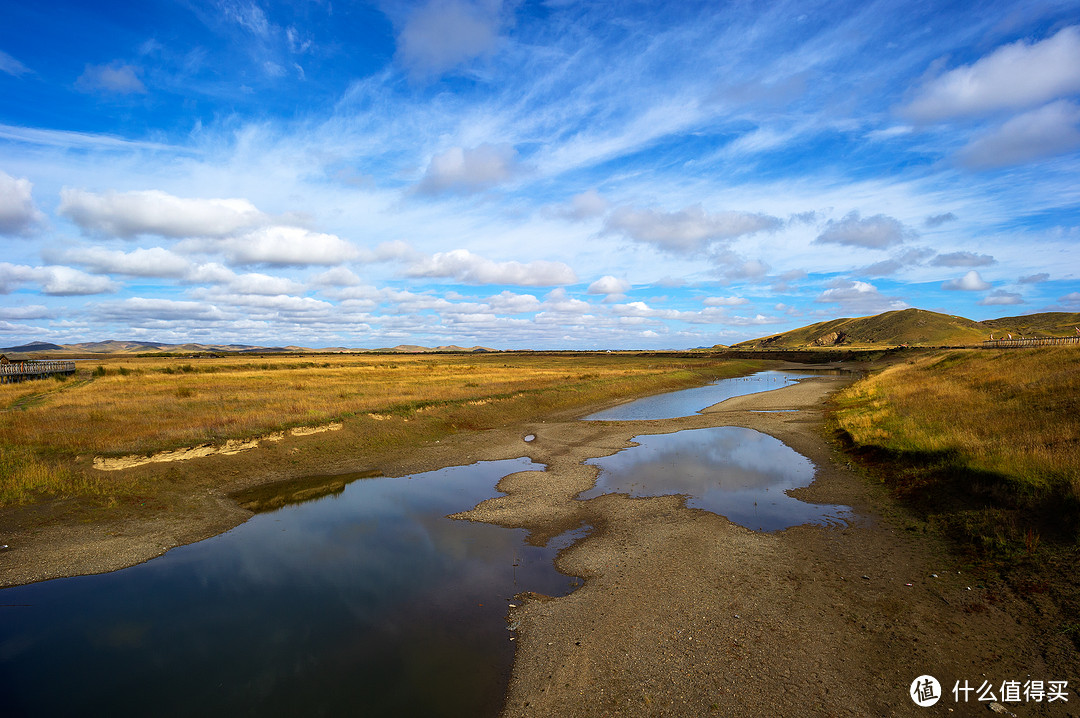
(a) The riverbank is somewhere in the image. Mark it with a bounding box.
[457,373,1078,715]
[0,353,765,587]
[2,362,1076,714]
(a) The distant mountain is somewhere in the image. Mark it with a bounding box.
[1,341,65,353]
[732,309,1080,349]
[3,340,498,356]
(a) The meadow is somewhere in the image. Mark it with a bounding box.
[0,352,762,506]
[832,347,1080,553]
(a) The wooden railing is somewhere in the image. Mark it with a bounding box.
[982,336,1080,348]
[0,360,77,383]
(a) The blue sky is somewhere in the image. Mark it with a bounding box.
[1,0,1079,349]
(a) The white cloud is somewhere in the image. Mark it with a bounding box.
[94,297,225,322]
[0,305,50,320]
[903,26,1080,121]
[59,246,191,277]
[0,170,43,235]
[703,296,748,306]
[217,226,359,266]
[485,290,541,313]
[310,266,363,287]
[396,0,503,77]
[956,100,1080,169]
[416,144,519,194]
[0,262,118,296]
[815,211,912,249]
[60,189,269,239]
[406,248,577,285]
[942,270,991,291]
[587,275,630,295]
[816,279,908,314]
[604,204,782,254]
[225,272,306,295]
[924,212,957,228]
[930,251,994,267]
[1019,273,1049,284]
[75,62,147,94]
[978,290,1024,306]
[553,189,609,221]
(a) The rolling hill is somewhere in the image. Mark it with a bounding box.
[732,309,1080,349]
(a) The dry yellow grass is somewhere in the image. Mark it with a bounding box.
[1,352,761,505]
[834,348,1080,501]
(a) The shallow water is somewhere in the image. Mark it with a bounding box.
[583,370,808,421]
[0,459,581,718]
[579,426,851,532]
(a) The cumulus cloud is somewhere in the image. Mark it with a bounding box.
[75,62,147,94]
[815,211,913,249]
[57,246,191,277]
[978,290,1024,306]
[816,279,908,314]
[956,100,1080,169]
[396,0,503,77]
[0,262,118,296]
[406,249,577,286]
[587,276,630,295]
[94,297,226,323]
[931,251,995,267]
[0,170,43,235]
[942,270,992,291]
[604,204,782,254]
[1019,273,1049,284]
[552,189,609,221]
[310,266,363,287]
[485,290,541,313]
[702,296,748,306]
[60,189,269,239]
[219,227,358,266]
[416,144,519,194]
[902,26,1080,121]
[924,212,957,228]
[0,305,50,321]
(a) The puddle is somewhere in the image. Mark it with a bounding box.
[583,370,809,421]
[0,458,579,718]
[579,426,851,532]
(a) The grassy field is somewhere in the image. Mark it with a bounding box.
[0,352,763,506]
[832,347,1080,553]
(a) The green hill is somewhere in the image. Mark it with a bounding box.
[732,309,1080,349]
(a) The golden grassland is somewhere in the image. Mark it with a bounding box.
[832,347,1080,551]
[0,352,763,506]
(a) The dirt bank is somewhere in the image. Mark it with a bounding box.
[456,374,1078,716]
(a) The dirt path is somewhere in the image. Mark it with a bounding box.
[457,375,1078,716]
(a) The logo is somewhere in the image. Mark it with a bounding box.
[911,675,942,707]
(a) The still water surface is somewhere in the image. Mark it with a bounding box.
[0,369,847,716]
[0,458,582,718]
[580,426,852,531]
[583,370,808,420]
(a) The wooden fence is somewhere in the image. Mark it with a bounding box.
[982,336,1080,348]
[0,360,77,384]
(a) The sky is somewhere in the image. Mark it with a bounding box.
[1,0,1079,350]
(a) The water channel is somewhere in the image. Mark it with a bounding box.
[0,459,582,718]
[0,368,848,716]
[583,370,809,421]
